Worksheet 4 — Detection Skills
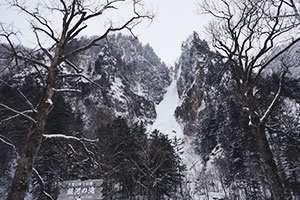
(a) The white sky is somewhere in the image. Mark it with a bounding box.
[0,0,208,66]
[137,0,208,65]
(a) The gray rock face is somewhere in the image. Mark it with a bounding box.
[77,34,171,127]
[175,32,224,136]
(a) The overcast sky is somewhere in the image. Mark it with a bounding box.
[0,0,208,66]
[137,0,207,65]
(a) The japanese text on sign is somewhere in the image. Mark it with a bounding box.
[57,179,103,200]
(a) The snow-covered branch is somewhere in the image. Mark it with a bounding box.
[0,103,36,124]
[53,88,82,93]
[43,134,98,164]
[260,69,287,125]
[43,133,98,143]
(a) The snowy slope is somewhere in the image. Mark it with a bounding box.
[148,68,225,200]
[148,70,183,139]
[149,67,202,172]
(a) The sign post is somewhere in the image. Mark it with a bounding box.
[57,179,104,200]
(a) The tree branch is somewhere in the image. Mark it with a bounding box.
[11,0,58,42]
[32,64,47,86]
[62,13,152,61]
[0,135,16,150]
[43,134,98,165]
[16,88,36,112]
[0,79,37,112]
[63,59,83,73]
[59,73,104,89]
[32,27,53,60]
[260,67,287,125]
[53,88,81,93]
[0,103,36,123]
[0,110,34,127]
[32,168,54,200]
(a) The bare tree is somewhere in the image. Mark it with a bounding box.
[199,0,300,199]
[0,0,153,199]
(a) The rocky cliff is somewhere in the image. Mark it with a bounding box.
[174,32,300,199]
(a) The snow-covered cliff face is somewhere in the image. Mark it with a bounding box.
[59,34,171,132]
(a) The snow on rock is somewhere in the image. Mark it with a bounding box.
[148,73,183,139]
[133,82,146,97]
[110,78,123,100]
[283,97,300,117]
[148,68,214,200]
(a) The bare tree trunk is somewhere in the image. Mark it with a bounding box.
[6,65,58,200]
[254,125,285,200]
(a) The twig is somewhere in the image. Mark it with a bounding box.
[32,168,54,200]
[59,73,104,89]
[0,103,36,123]
[0,110,34,127]
[0,79,37,112]
[0,135,16,150]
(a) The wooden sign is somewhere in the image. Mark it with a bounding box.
[57,179,104,200]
